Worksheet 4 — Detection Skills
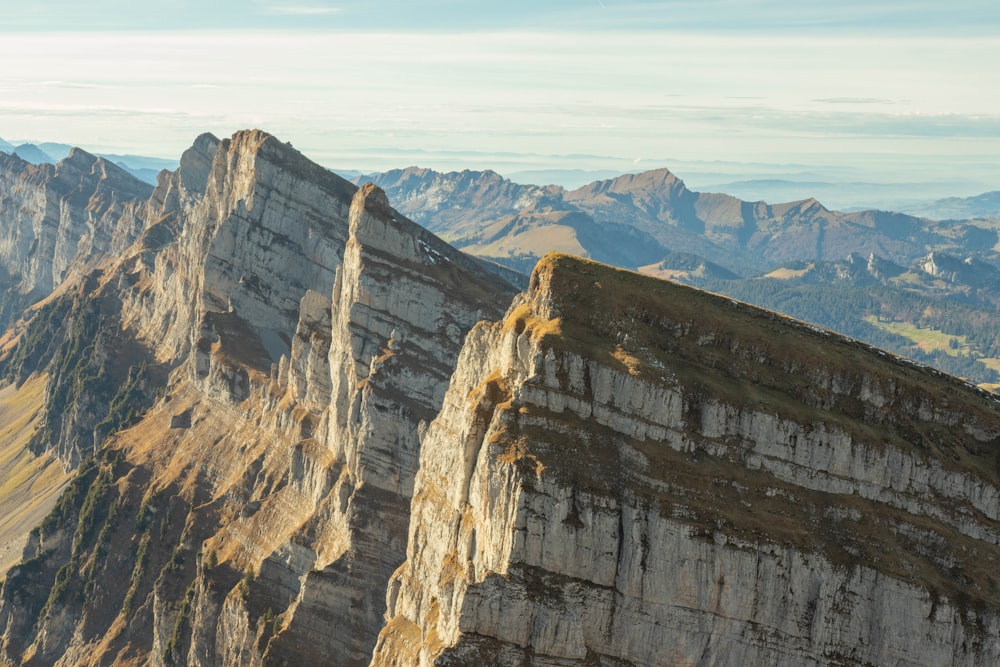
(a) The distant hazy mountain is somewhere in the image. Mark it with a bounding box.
[42,143,178,184]
[505,168,625,189]
[0,138,177,184]
[695,178,984,214]
[11,143,53,165]
[904,191,1000,221]
[35,141,73,161]
[363,166,990,276]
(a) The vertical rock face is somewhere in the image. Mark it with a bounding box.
[374,253,1000,666]
[0,130,519,666]
[122,129,355,370]
[262,181,517,665]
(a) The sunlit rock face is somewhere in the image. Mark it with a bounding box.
[374,253,1000,667]
[0,130,517,666]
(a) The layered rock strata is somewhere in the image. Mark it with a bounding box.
[374,253,1000,666]
[0,131,518,666]
[257,182,516,664]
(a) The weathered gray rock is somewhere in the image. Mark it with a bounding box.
[258,181,517,664]
[374,253,1000,666]
[9,130,998,667]
[0,130,519,666]
[121,129,354,373]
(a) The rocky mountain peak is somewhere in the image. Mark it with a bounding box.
[352,180,394,220]
[0,145,151,311]
[56,147,149,198]
[799,196,828,211]
[5,129,1000,666]
[777,195,831,217]
[60,145,97,167]
[567,166,688,200]
[176,131,220,196]
[10,143,51,165]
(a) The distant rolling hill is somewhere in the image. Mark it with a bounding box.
[904,190,1000,221]
[676,250,1000,385]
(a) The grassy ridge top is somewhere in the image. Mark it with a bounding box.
[516,253,1000,478]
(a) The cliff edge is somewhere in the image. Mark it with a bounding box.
[376,253,1000,666]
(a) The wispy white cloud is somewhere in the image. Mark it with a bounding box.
[0,28,996,188]
[813,98,896,106]
[259,4,342,16]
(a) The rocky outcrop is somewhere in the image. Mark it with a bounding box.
[121,129,355,370]
[917,251,1000,290]
[374,253,1000,666]
[0,149,151,313]
[254,181,516,664]
[0,130,519,666]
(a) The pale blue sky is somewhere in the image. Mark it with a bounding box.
[4,1,999,34]
[1,1,998,200]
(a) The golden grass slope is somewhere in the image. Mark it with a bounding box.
[0,374,70,577]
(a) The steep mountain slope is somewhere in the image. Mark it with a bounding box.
[375,253,1000,666]
[0,376,68,575]
[0,130,518,666]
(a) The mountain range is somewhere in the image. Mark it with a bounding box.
[906,190,1000,221]
[0,130,998,665]
[360,166,1000,276]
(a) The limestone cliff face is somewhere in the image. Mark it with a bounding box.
[121,129,355,372]
[0,131,518,666]
[0,147,158,466]
[374,253,1000,666]
[244,181,517,665]
[0,149,151,324]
